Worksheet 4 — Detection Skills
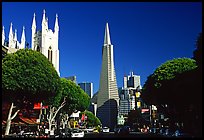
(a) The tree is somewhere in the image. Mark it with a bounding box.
[4,103,20,135]
[190,32,202,136]
[193,32,202,68]
[141,58,197,105]
[47,97,66,132]
[2,49,60,135]
[191,32,202,110]
[127,109,148,130]
[80,110,101,127]
[50,78,90,115]
[2,48,60,103]
[46,78,90,131]
[141,57,200,136]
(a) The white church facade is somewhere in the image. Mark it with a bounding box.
[2,9,60,76]
[2,23,26,54]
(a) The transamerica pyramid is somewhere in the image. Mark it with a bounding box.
[96,23,119,130]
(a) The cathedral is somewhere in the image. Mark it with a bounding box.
[2,9,60,76]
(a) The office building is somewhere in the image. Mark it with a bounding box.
[96,23,119,130]
[78,82,93,98]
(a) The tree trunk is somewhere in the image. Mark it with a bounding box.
[48,120,52,132]
[62,119,65,129]
[5,120,11,136]
[47,97,66,133]
[4,103,20,136]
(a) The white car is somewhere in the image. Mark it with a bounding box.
[85,127,94,133]
[102,127,110,133]
[71,129,84,138]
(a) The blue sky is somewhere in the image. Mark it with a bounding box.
[2,2,202,94]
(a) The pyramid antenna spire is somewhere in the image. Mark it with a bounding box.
[104,22,111,45]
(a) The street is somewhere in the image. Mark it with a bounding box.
[84,132,165,138]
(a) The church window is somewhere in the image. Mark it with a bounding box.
[36,46,40,52]
[48,46,52,63]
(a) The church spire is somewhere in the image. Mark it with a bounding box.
[2,26,5,46]
[32,13,36,29]
[104,22,111,45]
[42,9,48,31]
[42,9,46,24]
[14,29,18,48]
[54,14,59,32]
[20,26,25,49]
[14,29,17,41]
[9,22,13,39]
[9,23,14,48]
[32,13,36,50]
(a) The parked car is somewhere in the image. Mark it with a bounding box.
[71,128,84,138]
[85,127,94,133]
[102,127,110,133]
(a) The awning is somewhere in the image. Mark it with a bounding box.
[2,117,48,126]
[20,117,38,125]
[20,117,48,125]
[2,120,26,126]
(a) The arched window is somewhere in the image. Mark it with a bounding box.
[36,46,40,52]
[48,46,52,63]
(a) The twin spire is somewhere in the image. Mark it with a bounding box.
[32,9,59,32]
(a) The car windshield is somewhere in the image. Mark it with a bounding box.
[72,129,82,133]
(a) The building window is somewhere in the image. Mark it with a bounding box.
[48,46,52,63]
[36,46,40,52]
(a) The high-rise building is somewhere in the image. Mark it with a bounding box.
[119,71,142,119]
[119,89,135,116]
[97,23,119,130]
[78,82,93,98]
[123,71,140,89]
[31,10,60,76]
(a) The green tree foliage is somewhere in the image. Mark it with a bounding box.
[80,110,101,127]
[141,57,201,136]
[191,33,202,107]
[141,58,197,105]
[2,48,60,103]
[51,78,90,115]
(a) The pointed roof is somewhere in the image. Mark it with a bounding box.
[14,29,17,41]
[21,26,25,42]
[104,22,111,45]
[2,26,5,34]
[54,13,59,31]
[9,22,13,37]
[2,26,5,46]
[42,9,46,24]
[32,13,36,28]
[2,26,5,36]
